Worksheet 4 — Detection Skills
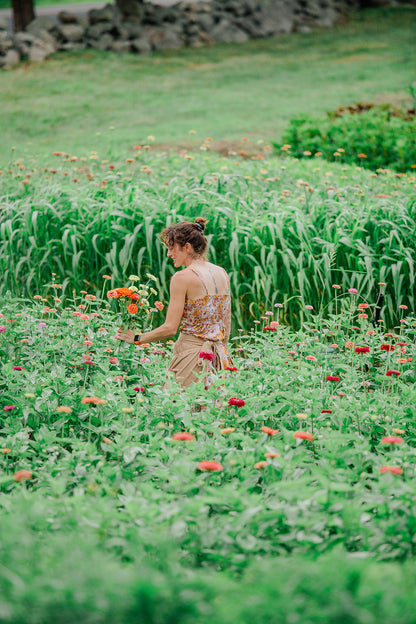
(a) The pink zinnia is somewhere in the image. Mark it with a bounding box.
[3,405,17,411]
[348,288,358,294]
[13,469,32,482]
[294,431,314,441]
[0,325,5,333]
[134,387,145,393]
[379,465,402,475]
[381,436,403,444]
[172,432,195,441]
[197,460,223,472]
[325,376,340,382]
[12,366,25,371]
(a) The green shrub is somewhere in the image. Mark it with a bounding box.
[276,105,416,173]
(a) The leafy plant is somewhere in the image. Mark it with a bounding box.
[276,104,416,172]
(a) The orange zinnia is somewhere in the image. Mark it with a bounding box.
[294,431,314,441]
[115,288,134,297]
[127,303,138,315]
[254,461,268,469]
[261,426,279,436]
[81,397,108,405]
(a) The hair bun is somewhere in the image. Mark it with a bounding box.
[194,217,208,233]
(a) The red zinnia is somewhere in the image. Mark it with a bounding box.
[381,344,394,351]
[197,460,223,472]
[386,370,401,377]
[325,376,340,382]
[228,398,245,408]
[354,346,370,353]
[381,436,403,445]
[321,409,332,414]
[199,351,215,361]
[294,431,314,441]
[260,426,279,436]
[379,465,402,475]
[172,432,195,441]
[225,366,238,372]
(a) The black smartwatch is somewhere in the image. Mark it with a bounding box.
[133,334,141,345]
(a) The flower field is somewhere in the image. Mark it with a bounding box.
[1,150,416,621]
[1,277,416,621]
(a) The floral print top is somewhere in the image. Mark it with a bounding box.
[180,293,231,342]
[180,268,231,342]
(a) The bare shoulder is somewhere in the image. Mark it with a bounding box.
[207,261,227,273]
[170,269,192,288]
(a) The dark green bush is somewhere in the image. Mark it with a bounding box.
[276,105,416,172]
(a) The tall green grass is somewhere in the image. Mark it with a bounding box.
[1,151,415,328]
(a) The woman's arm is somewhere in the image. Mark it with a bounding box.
[115,272,187,345]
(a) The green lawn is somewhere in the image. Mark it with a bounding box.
[1,8,415,164]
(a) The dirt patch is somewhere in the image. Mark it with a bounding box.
[144,137,273,159]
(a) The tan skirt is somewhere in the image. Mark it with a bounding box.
[167,332,233,388]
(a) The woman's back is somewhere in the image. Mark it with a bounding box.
[183,261,229,300]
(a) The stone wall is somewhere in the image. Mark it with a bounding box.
[0,0,358,67]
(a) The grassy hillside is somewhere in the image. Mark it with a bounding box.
[0,8,415,163]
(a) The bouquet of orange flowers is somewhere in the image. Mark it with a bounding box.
[107,273,164,333]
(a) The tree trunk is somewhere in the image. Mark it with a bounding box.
[12,0,35,32]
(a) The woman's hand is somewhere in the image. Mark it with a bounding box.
[115,326,135,344]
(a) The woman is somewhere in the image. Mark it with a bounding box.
[115,217,233,388]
